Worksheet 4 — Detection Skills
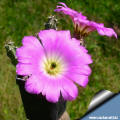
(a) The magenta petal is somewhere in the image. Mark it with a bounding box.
[55,2,86,20]
[68,74,89,87]
[25,75,44,94]
[39,75,61,102]
[17,57,32,64]
[89,22,117,38]
[69,65,92,76]
[38,29,57,42]
[16,38,45,65]
[45,80,60,103]
[97,27,117,38]
[22,36,42,48]
[75,75,89,87]
[38,29,71,48]
[60,88,73,100]
[16,48,32,64]
[61,77,78,100]
[79,45,88,53]
[16,63,32,76]
[58,2,67,8]
[77,51,93,64]
[16,47,32,58]
[55,2,86,19]
[57,30,71,40]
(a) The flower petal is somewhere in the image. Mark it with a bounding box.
[16,63,32,76]
[55,2,86,20]
[67,74,89,87]
[45,80,60,103]
[61,77,78,100]
[58,2,68,8]
[68,65,92,76]
[25,75,45,94]
[60,88,73,100]
[38,29,71,48]
[22,36,42,48]
[16,36,45,65]
[97,27,117,38]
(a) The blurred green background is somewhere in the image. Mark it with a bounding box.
[0,0,120,120]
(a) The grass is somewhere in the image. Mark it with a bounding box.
[0,0,120,120]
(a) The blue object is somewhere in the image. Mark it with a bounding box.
[80,92,120,120]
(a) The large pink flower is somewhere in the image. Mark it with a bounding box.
[55,2,117,39]
[16,29,92,103]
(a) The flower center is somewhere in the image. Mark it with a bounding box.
[50,62,57,69]
[42,56,65,77]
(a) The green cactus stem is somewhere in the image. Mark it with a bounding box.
[5,41,18,66]
[45,16,58,30]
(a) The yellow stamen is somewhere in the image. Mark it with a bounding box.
[43,56,65,76]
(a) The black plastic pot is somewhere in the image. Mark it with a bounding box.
[16,77,66,120]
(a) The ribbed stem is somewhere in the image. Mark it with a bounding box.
[5,41,17,66]
[45,16,58,30]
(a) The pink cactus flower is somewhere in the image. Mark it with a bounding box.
[16,29,92,103]
[55,2,117,39]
